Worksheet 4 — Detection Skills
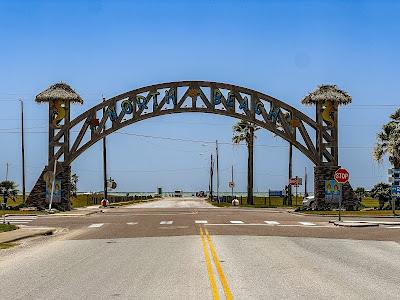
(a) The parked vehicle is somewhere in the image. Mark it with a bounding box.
[174,190,183,197]
[302,195,317,210]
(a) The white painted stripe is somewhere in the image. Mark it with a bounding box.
[264,221,280,225]
[195,220,208,224]
[205,223,332,228]
[127,222,138,225]
[88,223,104,228]
[6,218,36,221]
[230,221,244,224]
[5,218,37,220]
[7,221,30,224]
[386,226,400,229]
[160,221,173,225]
[299,222,316,226]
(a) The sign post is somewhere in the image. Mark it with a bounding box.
[289,177,302,206]
[389,169,400,216]
[334,168,350,221]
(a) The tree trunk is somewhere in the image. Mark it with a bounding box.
[247,126,254,205]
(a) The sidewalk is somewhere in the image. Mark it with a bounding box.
[0,226,56,244]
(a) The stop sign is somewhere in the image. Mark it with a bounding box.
[334,168,349,184]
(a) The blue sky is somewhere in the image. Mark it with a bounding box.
[0,0,399,193]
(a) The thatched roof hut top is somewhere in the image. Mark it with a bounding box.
[35,83,83,104]
[301,84,351,105]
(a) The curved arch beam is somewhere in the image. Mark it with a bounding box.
[50,81,321,168]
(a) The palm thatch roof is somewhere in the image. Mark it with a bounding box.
[35,83,83,104]
[301,84,351,105]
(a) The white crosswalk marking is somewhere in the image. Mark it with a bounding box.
[160,221,173,225]
[299,222,316,226]
[264,221,280,225]
[230,221,244,224]
[386,226,400,229]
[195,220,208,224]
[127,222,138,225]
[4,215,37,225]
[88,223,104,228]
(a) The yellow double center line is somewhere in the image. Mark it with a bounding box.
[199,227,233,300]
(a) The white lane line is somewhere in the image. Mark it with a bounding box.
[205,223,332,228]
[299,222,316,226]
[7,221,31,224]
[386,226,400,229]
[88,223,104,228]
[127,222,138,225]
[160,221,173,225]
[195,220,208,224]
[230,221,244,224]
[264,221,280,225]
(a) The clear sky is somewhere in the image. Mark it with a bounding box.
[0,0,399,193]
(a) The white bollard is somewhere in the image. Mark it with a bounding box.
[232,198,239,206]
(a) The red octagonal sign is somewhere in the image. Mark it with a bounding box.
[334,168,349,184]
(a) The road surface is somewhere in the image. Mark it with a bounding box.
[1,196,400,299]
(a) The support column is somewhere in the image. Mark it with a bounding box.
[314,165,358,210]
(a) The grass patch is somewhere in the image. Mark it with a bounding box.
[0,242,17,249]
[0,210,44,216]
[0,224,17,232]
[361,197,379,208]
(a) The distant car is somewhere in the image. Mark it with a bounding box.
[174,190,183,197]
[302,196,316,210]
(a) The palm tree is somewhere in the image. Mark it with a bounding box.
[0,180,19,208]
[370,182,391,210]
[373,108,400,168]
[232,120,259,205]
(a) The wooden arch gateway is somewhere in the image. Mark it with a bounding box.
[27,81,357,210]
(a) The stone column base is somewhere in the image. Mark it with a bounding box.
[314,165,359,210]
[26,163,71,211]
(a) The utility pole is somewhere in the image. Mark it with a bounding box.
[5,163,9,181]
[304,166,308,197]
[288,143,293,206]
[20,99,26,203]
[216,140,220,203]
[102,97,108,200]
[209,154,213,200]
[231,165,234,199]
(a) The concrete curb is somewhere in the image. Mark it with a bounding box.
[0,227,56,244]
[289,211,400,218]
[39,210,100,217]
[332,221,379,227]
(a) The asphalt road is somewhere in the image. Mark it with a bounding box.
[1,197,400,299]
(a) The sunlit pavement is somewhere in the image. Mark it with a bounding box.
[1,197,400,299]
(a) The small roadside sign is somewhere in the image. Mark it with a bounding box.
[289,177,302,186]
[229,181,235,188]
[334,168,349,184]
[391,186,400,197]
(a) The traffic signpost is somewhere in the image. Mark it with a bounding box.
[289,176,302,206]
[389,169,400,215]
[334,168,349,221]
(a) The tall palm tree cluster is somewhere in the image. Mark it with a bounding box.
[374,108,400,168]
